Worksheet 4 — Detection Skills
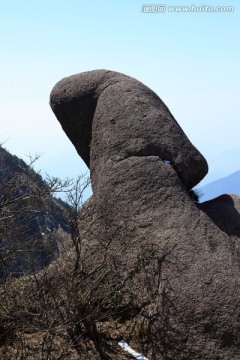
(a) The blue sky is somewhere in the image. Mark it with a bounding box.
[1,0,239,185]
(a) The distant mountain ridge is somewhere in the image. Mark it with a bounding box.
[197,170,240,202]
[0,145,71,278]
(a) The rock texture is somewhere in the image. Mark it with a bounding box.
[199,194,240,237]
[50,70,207,190]
[50,70,240,359]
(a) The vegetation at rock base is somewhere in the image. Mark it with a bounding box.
[0,146,152,359]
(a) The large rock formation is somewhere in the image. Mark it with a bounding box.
[50,70,240,359]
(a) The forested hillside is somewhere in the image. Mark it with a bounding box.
[0,145,71,278]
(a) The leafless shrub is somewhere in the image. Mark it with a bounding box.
[0,148,170,359]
